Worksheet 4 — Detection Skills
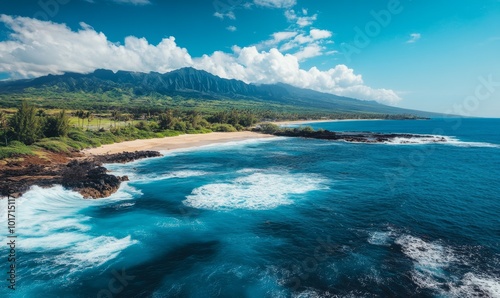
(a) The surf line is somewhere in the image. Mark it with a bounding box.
[6,194,17,291]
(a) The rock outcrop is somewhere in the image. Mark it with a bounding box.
[0,151,161,199]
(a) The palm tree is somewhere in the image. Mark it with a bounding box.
[86,111,93,130]
[111,110,121,128]
[75,110,84,128]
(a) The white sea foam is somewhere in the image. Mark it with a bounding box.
[396,235,457,269]
[0,185,139,274]
[148,170,208,181]
[383,135,451,145]
[381,134,500,148]
[443,137,500,148]
[396,235,456,290]
[124,170,210,184]
[449,273,500,298]
[55,236,137,272]
[292,290,333,298]
[367,231,392,246]
[183,171,329,210]
[396,234,500,297]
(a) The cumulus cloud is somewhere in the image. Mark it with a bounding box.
[310,29,332,40]
[0,15,401,105]
[406,33,421,43]
[195,47,401,104]
[0,15,193,77]
[226,26,237,32]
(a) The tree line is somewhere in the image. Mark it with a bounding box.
[0,103,263,147]
[1,103,70,145]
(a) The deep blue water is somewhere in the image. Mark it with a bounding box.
[1,118,499,297]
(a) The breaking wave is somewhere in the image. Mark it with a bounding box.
[395,234,500,297]
[382,135,500,148]
[183,170,329,210]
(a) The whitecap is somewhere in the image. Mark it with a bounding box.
[292,289,332,298]
[367,231,392,246]
[396,235,456,271]
[381,134,500,148]
[0,185,139,274]
[449,273,500,298]
[443,137,500,148]
[183,171,329,210]
[395,234,500,297]
[121,170,210,185]
[55,236,137,272]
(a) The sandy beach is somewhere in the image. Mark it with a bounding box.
[83,131,274,155]
[82,119,380,156]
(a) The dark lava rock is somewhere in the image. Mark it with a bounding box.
[95,151,162,164]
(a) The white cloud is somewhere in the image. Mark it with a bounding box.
[293,44,323,61]
[0,15,192,77]
[195,48,401,104]
[253,0,296,8]
[214,11,236,20]
[255,31,298,49]
[272,31,298,43]
[310,29,332,40]
[284,9,296,21]
[0,15,401,105]
[296,14,317,27]
[226,26,237,32]
[285,9,317,27]
[279,29,332,53]
[406,33,421,43]
[255,29,333,62]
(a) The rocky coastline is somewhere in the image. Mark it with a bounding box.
[270,129,448,144]
[0,151,162,199]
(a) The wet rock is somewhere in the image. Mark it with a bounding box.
[1,150,162,199]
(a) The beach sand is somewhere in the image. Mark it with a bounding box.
[82,131,275,155]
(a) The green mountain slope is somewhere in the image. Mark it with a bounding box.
[0,68,443,117]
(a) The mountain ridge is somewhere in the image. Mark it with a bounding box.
[0,68,442,117]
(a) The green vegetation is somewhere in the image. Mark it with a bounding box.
[0,140,35,159]
[0,96,423,159]
[0,102,261,158]
[255,123,321,136]
[9,102,42,145]
[0,90,424,122]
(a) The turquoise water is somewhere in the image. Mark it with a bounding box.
[1,118,499,297]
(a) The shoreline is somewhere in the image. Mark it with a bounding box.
[83,131,274,156]
[271,119,384,126]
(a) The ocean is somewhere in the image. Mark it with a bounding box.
[1,118,499,297]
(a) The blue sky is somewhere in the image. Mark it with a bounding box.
[0,0,499,116]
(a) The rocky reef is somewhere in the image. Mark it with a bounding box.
[273,129,448,143]
[0,151,162,199]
